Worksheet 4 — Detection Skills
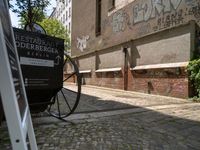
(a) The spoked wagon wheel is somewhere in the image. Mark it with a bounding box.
[47,54,81,119]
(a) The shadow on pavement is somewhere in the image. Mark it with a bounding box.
[74,92,139,113]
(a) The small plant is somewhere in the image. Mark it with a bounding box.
[187,59,200,101]
[189,96,200,102]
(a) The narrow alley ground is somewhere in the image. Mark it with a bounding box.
[1,85,200,150]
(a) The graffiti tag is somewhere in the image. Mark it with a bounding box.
[77,35,89,52]
[112,10,131,32]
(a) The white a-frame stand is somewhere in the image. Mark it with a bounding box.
[0,0,37,149]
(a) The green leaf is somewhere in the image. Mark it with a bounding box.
[39,18,70,51]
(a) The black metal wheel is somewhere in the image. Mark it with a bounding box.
[47,54,81,119]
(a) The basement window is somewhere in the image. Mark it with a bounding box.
[79,70,92,74]
[130,62,189,70]
[95,67,121,73]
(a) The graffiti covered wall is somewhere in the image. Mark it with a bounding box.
[72,0,200,56]
[110,0,200,36]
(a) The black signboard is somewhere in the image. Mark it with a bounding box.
[13,28,64,108]
[0,0,26,120]
[0,95,3,123]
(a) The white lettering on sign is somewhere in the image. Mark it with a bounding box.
[20,57,54,67]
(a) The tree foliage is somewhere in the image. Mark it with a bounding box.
[187,59,200,97]
[18,8,46,28]
[9,0,49,27]
[39,18,70,50]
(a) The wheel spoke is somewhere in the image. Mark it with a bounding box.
[63,58,68,67]
[48,96,55,112]
[56,95,61,117]
[63,72,76,82]
[61,89,72,111]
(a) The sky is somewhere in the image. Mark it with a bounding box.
[9,0,56,27]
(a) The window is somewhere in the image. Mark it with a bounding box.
[108,0,115,11]
[63,14,65,23]
[69,22,71,33]
[69,7,71,17]
[66,0,68,6]
[66,11,68,20]
[96,0,101,36]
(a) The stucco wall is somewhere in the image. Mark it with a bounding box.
[97,47,124,69]
[75,47,124,71]
[136,34,190,65]
[132,23,193,66]
[77,55,96,71]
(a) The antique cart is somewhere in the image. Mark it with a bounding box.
[13,28,81,119]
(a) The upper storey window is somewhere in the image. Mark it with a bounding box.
[66,0,68,6]
[96,0,102,36]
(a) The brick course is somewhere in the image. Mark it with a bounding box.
[64,66,190,99]
[127,68,189,98]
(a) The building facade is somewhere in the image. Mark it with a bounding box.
[50,0,72,38]
[71,0,200,98]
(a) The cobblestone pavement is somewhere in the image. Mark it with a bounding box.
[1,85,200,150]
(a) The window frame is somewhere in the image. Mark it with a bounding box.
[95,0,102,36]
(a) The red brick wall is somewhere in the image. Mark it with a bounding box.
[77,67,190,99]
[127,67,189,98]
